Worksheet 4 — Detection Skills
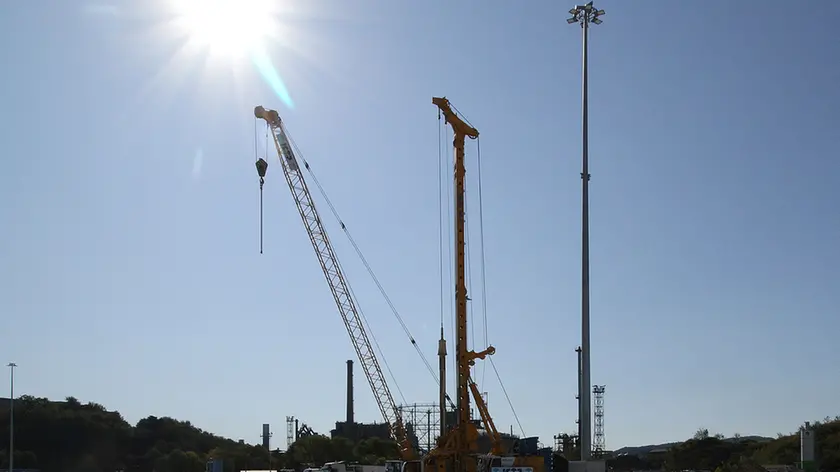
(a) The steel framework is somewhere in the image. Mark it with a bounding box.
[593,385,605,455]
[398,402,441,453]
[286,416,295,449]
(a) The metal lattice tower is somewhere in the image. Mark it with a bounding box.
[286,416,295,449]
[593,385,606,455]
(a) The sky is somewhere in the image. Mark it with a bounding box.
[1,0,839,451]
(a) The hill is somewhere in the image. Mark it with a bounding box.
[0,395,400,472]
[613,436,772,456]
[607,420,840,471]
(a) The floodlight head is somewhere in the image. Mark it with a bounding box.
[568,2,604,26]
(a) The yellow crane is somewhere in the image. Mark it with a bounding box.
[254,99,547,472]
[426,97,546,472]
[253,105,416,462]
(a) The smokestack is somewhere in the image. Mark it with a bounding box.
[346,359,354,425]
[295,419,299,442]
[262,424,270,450]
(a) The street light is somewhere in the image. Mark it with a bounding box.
[7,363,16,472]
[567,1,604,462]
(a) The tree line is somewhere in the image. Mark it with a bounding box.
[607,419,840,472]
[0,395,400,472]
[2,395,838,472]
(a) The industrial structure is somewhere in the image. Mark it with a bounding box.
[799,422,816,472]
[286,416,295,449]
[328,357,533,456]
[284,415,318,447]
[593,385,605,456]
[397,403,440,453]
[554,432,579,457]
[575,346,582,446]
[330,359,419,447]
[262,423,272,450]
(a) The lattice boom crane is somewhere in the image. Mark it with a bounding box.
[253,106,415,460]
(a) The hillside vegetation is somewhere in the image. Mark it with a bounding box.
[608,420,840,471]
[1,396,838,472]
[0,395,400,472]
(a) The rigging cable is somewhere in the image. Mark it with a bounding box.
[477,137,489,387]
[273,122,410,404]
[464,168,476,380]
[441,121,456,380]
[451,105,527,438]
[438,108,446,331]
[283,129,447,400]
[258,120,410,404]
[439,110,457,409]
[490,357,525,437]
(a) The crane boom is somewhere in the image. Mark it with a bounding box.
[254,106,415,460]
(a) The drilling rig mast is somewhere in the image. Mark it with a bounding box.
[426,97,545,472]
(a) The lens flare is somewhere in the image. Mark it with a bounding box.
[171,0,295,109]
[252,48,295,110]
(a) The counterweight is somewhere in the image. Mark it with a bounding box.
[254,106,414,460]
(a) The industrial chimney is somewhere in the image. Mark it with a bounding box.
[261,424,270,450]
[346,359,354,425]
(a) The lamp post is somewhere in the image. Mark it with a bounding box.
[566,2,604,461]
[7,363,16,472]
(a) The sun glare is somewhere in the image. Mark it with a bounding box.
[172,0,275,58]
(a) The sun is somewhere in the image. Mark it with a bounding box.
[170,0,276,59]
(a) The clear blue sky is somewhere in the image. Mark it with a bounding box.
[2,0,839,450]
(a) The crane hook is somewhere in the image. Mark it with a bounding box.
[256,158,268,254]
[256,157,268,183]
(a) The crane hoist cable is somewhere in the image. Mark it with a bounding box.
[256,118,265,254]
[448,105,526,438]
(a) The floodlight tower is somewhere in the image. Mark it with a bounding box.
[566,1,604,461]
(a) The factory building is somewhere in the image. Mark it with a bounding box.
[331,421,391,442]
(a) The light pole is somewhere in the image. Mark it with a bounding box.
[566,1,604,461]
[7,363,16,472]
